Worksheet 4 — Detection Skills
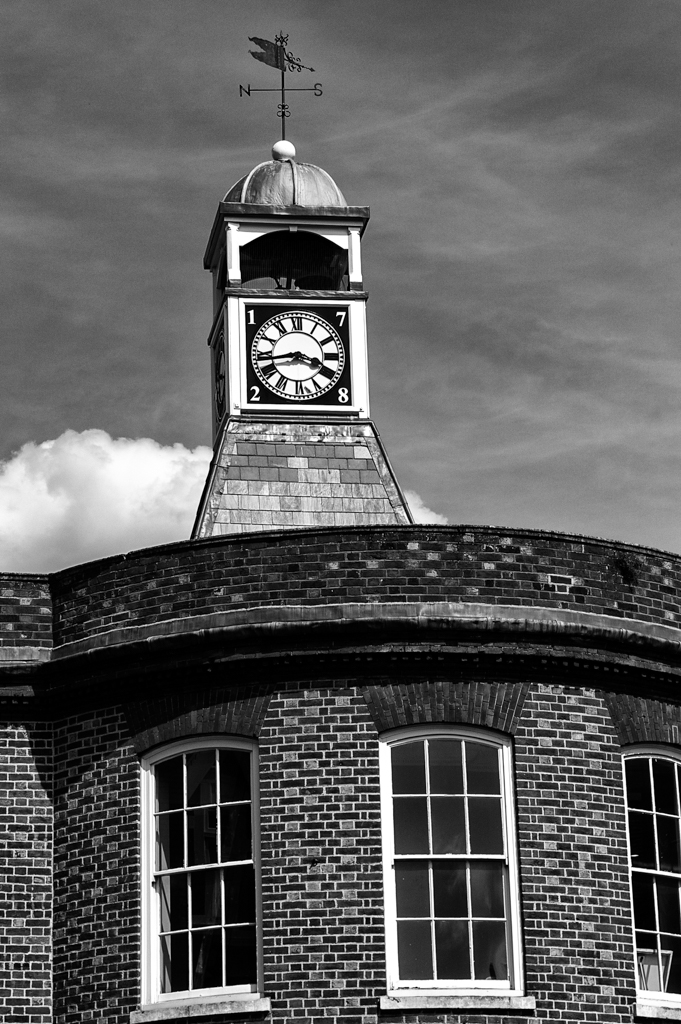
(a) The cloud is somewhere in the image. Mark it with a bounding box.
[0,430,211,573]
[405,490,448,526]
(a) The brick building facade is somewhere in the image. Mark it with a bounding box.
[3,526,681,1022]
[3,144,681,1024]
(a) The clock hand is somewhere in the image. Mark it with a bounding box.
[273,350,322,368]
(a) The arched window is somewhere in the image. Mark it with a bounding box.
[240,230,348,291]
[140,738,261,1007]
[380,728,523,998]
[624,749,681,1004]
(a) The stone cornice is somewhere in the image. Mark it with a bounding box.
[48,601,681,666]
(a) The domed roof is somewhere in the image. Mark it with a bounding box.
[224,141,347,207]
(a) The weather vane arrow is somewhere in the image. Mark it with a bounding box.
[239,32,322,140]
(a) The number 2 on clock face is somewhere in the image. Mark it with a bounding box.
[244,306,351,406]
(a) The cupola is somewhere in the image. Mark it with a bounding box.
[193,139,413,538]
[224,140,347,207]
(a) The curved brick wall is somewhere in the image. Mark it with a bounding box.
[45,525,681,649]
[0,574,51,650]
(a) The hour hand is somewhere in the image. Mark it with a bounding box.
[274,350,321,368]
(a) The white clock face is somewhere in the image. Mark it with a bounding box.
[251,310,345,401]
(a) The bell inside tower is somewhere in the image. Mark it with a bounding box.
[239,230,349,290]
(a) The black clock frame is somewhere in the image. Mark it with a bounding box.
[244,303,352,409]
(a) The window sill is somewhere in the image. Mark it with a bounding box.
[636,998,681,1020]
[380,993,536,1012]
[130,997,271,1021]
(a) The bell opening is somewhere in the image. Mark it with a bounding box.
[240,230,349,291]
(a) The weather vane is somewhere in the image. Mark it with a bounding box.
[240,33,322,141]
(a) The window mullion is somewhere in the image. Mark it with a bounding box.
[216,749,222,875]
[424,740,436,981]
[221,867,226,989]
[429,860,436,981]
[183,754,188,870]
[650,759,664,992]
[188,872,194,991]
[466,860,474,981]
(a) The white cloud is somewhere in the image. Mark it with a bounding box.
[0,430,211,573]
[405,490,448,525]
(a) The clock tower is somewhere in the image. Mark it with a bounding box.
[192,141,412,536]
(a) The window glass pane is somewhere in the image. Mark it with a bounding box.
[397,920,433,980]
[221,805,252,862]
[626,759,653,811]
[632,873,656,931]
[636,933,661,991]
[393,797,429,854]
[156,757,183,812]
[470,863,505,919]
[160,874,188,932]
[187,808,218,866]
[434,920,470,980]
[186,751,217,808]
[428,740,463,794]
[657,816,681,873]
[395,862,430,918]
[225,925,257,986]
[157,811,184,870]
[220,750,251,803]
[392,743,426,795]
[658,877,681,936]
[224,864,256,924]
[192,929,222,990]
[191,869,221,928]
[472,920,508,981]
[468,798,504,854]
[431,797,465,854]
[466,743,500,795]
[432,863,467,918]
[161,932,188,993]
[654,759,678,816]
[665,934,681,994]
[629,810,657,870]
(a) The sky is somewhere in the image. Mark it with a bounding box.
[2,0,681,571]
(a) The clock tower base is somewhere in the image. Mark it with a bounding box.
[192,418,412,537]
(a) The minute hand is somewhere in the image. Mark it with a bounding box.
[274,350,322,368]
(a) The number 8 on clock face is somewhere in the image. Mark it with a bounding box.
[244,305,352,408]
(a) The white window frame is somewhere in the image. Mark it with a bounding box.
[379,726,524,999]
[140,736,263,1008]
[624,745,681,1019]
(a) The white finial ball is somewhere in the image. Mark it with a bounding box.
[272,140,296,161]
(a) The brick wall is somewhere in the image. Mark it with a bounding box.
[52,708,139,1024]
[514,685,635,1022]
[1,676,671,1023]
[48,526,681,650]
[0,575,52,649]
[259,688,384,1024]
[0,723,52,1023]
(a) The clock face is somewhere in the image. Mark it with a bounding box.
[244,305,352,408]
[213,341,226,421]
